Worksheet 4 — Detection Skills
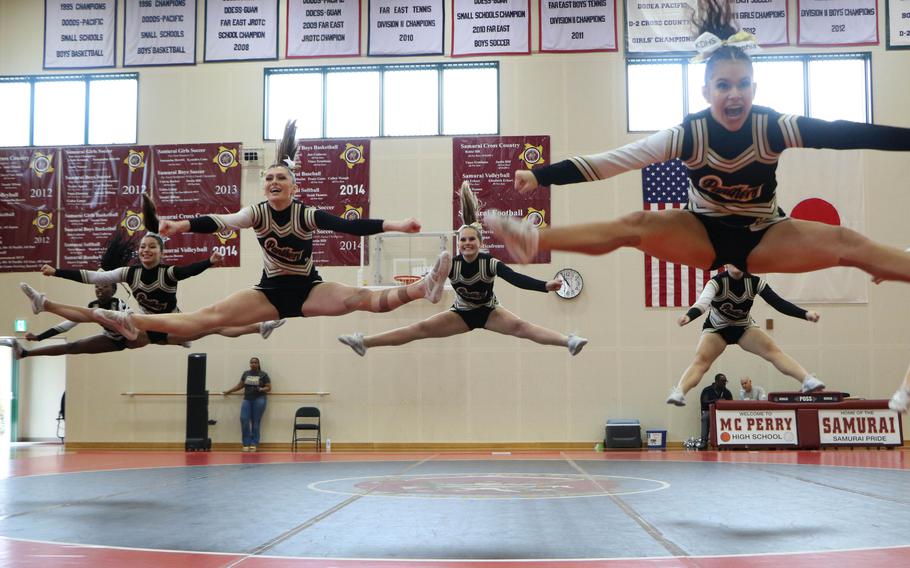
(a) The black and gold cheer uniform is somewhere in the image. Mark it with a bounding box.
[188,201,385,318]
[54,260,213,344]
[533,106,910,270]
[684,272,809,345]
[449,252,549,329]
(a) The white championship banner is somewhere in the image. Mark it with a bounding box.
[452,0,530,56]
[886,0,910,48]
[124,0,197,66]
[539,0,617,52]
[368,0,444,55]
[624,0,695,54]
[818,409,903,445]
[733,0,788,46]
[287,0,361,57]
[204,0,278,61]
[44,0,116,69]
[715,409,799,446]
[798,0,878,46]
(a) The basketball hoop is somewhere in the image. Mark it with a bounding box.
[393,275,421,285]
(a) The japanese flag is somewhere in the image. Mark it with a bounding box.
[767,148,868,303]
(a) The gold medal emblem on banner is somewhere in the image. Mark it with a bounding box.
[121,210,145,235]
[342,205,363,220]
[524,207,547,229]
[520,144,545,169]
[30,151,55,177]
[213,147,239,173]
[123,150,146,172]
[216,228,238,244]
[32,211,54,234]
[340,144,366,169]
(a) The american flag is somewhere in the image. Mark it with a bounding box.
[643,159,717,308]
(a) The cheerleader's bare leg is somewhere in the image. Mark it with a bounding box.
[504,209,715,268]
[736,328,810,384]
[748,218,910,283]
[675,332,727,395]
[362,311,470,348]
[484,307,569,347]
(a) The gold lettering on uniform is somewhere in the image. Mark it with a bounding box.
[698,175,763,202]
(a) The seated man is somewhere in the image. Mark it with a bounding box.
[739,376,767,401]
[700,373,733,448]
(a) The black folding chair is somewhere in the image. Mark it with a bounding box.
[291,407,321,452]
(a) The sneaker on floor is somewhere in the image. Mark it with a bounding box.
[567,334,588,356]
[242,446,251,452]
[800,374,825,393]
[666,387,686,407]
[0,338,24,360]
[250,446,258,452]
[259,318,286,339]
[889,388,910,413]
[338,332,366,356]
[92,308,139,341]
[487,212,539,264]
[20,283,46,314]
[422,250,452,304]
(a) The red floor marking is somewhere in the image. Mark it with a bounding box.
[0,537,238,568]
[4,449,907,479]
[2,538,908,568]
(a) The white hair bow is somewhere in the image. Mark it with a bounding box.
[691,30,760,63]
[282,157,296,169]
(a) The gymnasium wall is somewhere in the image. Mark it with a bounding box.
[1,0,908,447]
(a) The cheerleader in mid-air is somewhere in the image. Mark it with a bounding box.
[491,0,910,286]
[18,203,285,354]
[85,121,451,341]
[667,264,822,406]
[338,183,587,357]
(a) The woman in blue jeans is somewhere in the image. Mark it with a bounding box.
[224,357,271,451]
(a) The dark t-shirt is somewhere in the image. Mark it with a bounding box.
[241,370,271,401]
[700,384,733,412]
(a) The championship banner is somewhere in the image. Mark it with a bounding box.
[539,0,617,53]
[624,0,696,54]
[294,140,370,267]
[886,0,910,49]
[0,149,58,273]
[732,0,788,46]
[818,409,903,446]
[204,0,279,62]
[124,0,197,67]
[152,143,243,266]
[797,0,878,46]
[44,0,116,69]
[368,0,444,55]
[59,146,151,270]
[452,136,550,265]
[715,409,799,446]
[452,0,530,56]
[287,0,361,58]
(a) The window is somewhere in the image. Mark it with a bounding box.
[627,53,871,132]
[264,62,499,139]
[0,73,138,147]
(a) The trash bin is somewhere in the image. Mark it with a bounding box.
[646,429,667,449]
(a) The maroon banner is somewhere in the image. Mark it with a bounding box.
[294,139,370,267]
[152,143,243,267]
[59,146,151,270]
[452,136,550,264]
[0,148,58,273]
